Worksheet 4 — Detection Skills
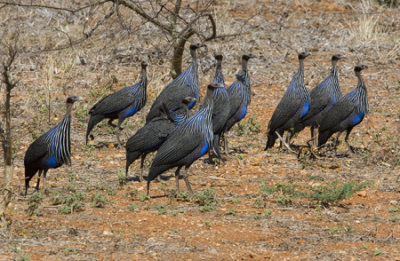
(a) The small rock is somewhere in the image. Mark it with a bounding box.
[208,248,218,254]
[103,227,112,236]
[357,190,367,197]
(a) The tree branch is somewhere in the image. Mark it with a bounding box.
[203,13,216,41]
[0,0,110,13]
[35,8,115,53]
[117,0,174,34]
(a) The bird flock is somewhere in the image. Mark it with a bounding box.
[24,43,369,197]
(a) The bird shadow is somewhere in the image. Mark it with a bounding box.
[92,142,125,149]
[126,174,176,183]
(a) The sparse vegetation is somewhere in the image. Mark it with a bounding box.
[118,169,127,187]
[193,189,217,212]
[234,116,261,136]
[51,190,86,214]
[128,203,139,212]
[153,203,168,215]
[90,193,107,208]
[19,255,32,261]
[264,209,272,217]
[26,192,44,216]
[260,180,370,206]
[139,193,150,202]
[225,209,236,215]
[388,215,400,221]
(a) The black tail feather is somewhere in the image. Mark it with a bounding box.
[318,129,333,147]
[86,114,104,144]
[265,132,277,150]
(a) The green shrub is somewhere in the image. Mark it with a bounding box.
[90,193,107,208]
[26,192,44,216]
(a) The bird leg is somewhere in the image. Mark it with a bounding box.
[35,170,42,191]
[334,132,343,157]
[344,129,354,154]
[183,167,193,194]
[175,166,183,194]
[115,119,125,147]
[108,119,117,128]
[223,134,229,155]
[275,131,298,156]
[43,169,49,196]
[310,126,316,146]
[115,129,123,147]
[138,154,146,182]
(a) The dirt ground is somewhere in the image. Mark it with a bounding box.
[1,0,400,260]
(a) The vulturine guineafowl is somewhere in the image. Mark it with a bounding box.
[223,53,253,154]
[86,61,148,145]
[24,95,83,195]
[318,64,369,154]
[125,97,195,181]
[146,43,203,122]
[208,53,230,160]
[147,83,224,196]
[265,52,311,150]
[294,54,344,141]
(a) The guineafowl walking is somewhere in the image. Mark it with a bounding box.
[86,61,148,145]
[318,65,369,153]
[208,53,230,160]
[24,96,83,195]
[146,43,202,122]
[294,54,344,141]
[265,52,311,150]
[125,97,195,181]
[223,53,253,154]
[147,83,224,196]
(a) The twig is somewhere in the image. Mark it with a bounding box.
[275,131,298,156]
[32,8,115,53]
[0,0,110,14]
[306,138,320,159]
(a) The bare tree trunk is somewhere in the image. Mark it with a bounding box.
[170,29,195,79]
[0,82,14,230]
[0,39,18,231]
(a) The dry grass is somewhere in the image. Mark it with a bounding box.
[343,0,400,63]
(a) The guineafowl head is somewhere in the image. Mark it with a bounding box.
[141,61,148,68]
[332,54,344,61]
[66,95,83,104]
[190,43,203,50]
[214,53,223,60]
[208,83,224,90]
[242,53,254,61]
[355,64,368,72]
[298,51,310,60]
[182,96,196,106]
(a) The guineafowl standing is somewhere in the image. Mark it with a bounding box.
[125,97,195,181]
[265,52,311,150]
[24,95,83,195]
[86,61,148,145]
[208,53,230,160]
[318,65,369,153]
[147,83,224,196]
[294,54,344,141]
[146,43,202,122]
[223,53,253,154]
